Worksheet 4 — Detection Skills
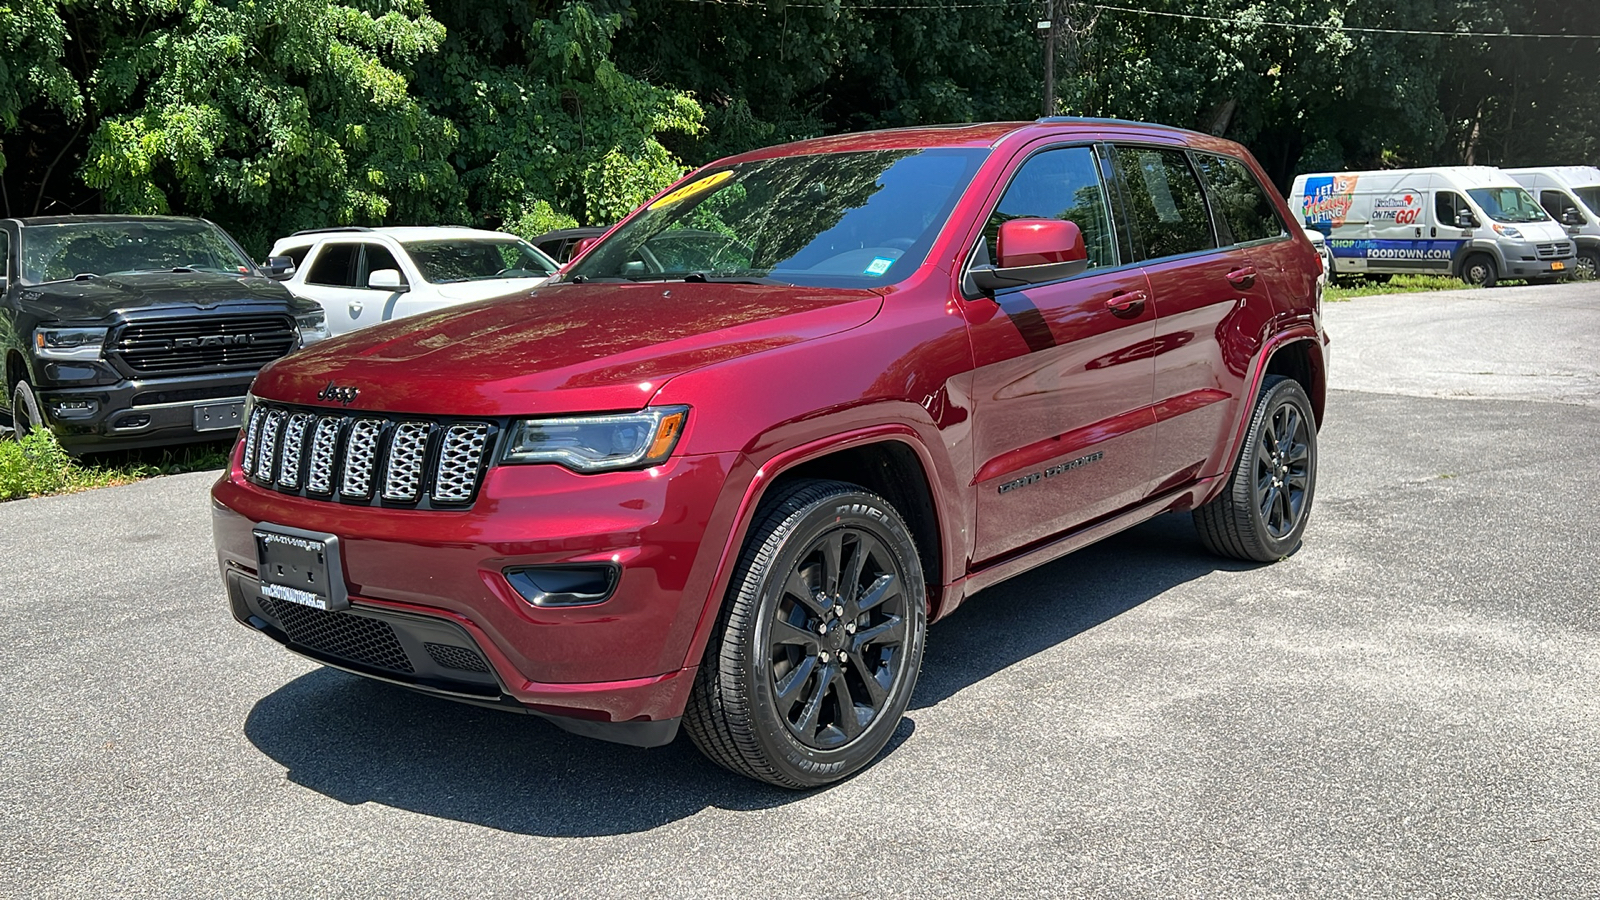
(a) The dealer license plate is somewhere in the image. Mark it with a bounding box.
[254,525,349,611]
[1552,261,1566,271]
[195,400,245,432]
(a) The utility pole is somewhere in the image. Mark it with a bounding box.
[1040,0,1055,117]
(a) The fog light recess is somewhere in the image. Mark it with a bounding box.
[505,565,620,607]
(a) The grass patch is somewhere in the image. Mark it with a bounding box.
[1325,274,1475,301]
[0,428,231,502]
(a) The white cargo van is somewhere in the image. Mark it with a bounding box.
[1288,167,1575,286]
[1505,166,1600,279]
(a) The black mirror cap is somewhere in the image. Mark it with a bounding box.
[1455,211,1479,229]
[1563,208,1585,226]
[970,258,1090,293]
[263,255,296,280]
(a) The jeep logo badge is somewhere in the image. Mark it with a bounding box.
[317,382,361,406]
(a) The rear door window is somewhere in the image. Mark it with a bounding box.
[1194,153,1287,245]
[983,145,1118,270]
[1112,146,1216,261]
[306,244,359,286]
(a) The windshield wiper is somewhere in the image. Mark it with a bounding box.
[678,272,792,286]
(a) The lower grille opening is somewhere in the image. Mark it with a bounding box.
[265,598,414,674]
[423,642,492,673]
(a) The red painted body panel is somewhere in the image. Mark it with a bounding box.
[211,118,1328,735]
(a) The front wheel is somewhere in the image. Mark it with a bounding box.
[685,479,927,788]
[10,380,47,441]
[1460,253,1497,287]
[1574,247,1600,281]
[1193,375,1317,562]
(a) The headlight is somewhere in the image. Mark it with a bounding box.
[295,310,330,347]
[502,406,689,472]
[1492,224,1523,238]
[33,327,109,361]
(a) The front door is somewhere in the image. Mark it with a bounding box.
[966,144,1157,565]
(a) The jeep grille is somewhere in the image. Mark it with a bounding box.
[111,315,297,375]
[242,404,495,508]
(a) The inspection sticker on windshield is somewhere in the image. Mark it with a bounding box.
[649,170,734,210]
[864,257,895,276]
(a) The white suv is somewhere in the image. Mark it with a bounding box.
[267,226,560,337]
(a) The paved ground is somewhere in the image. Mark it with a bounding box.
[2,283,1597,898]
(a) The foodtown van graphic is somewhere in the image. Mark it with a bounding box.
[1302,175,1358,226]
[1372,189,1425,225]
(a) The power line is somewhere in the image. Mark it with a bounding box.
[666,0,1600,40]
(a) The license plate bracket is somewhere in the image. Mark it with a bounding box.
[195,400,245,432]
[1552,261,1566,271]
[254,524,349,611]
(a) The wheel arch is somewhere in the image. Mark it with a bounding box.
[1262,336,1326,428]
[4,348,31,399]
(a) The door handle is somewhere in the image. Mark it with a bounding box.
[1226,266,1257,288]
[348,299,363,317]
[1105,290,1147,318]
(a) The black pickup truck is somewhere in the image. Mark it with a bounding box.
[2,215,328,451]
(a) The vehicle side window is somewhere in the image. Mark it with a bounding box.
[283,246,311,269]
[0,231,8,283]
[1194,153,1286,245]
[1435,190,1467,226]
[1540,190,1572,219]
[306,244,358,287]
[1112,146,1215,260]
[983,146,1116,270]
[359,243,406,288]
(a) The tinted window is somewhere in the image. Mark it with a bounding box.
[284,246,311,268]
[307,244,358,286]
[360,243,405,287]
[1113,146,1215,260]
[983,146,1116,270]
[1195,153,1286,244]
[1435,191,1466,226]
[1540,190,1575,219]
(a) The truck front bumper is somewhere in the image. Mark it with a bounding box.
[39,371,254,451]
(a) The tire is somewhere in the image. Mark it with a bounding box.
[685,478,928,789]
[1575,247,1600,281]
[1460,253,1497,287]
[10,380,46,441]
[1362,273,1392,284]
[1193,375,1317,562]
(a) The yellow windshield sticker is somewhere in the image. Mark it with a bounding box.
[649,170,734,210]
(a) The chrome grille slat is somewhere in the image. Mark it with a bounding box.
[340,419,384,499]
[306,417,342,494]
[382,423,431,502]
[256,410,285,484]
[276,414,315,489]
[434,424,490,503]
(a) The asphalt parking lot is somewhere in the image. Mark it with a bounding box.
[2,282,1597,898]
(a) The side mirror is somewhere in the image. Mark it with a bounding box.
[571,237,601,260]
[1562,207,1585,226]
[263,256,296,280]
[367,268,408,292]
[971,219,1089,292]
[1455,210,1479,230]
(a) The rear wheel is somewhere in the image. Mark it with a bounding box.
[1461,253,1497,287]
[685,479,927,788]
[10,380,46,441]
[1193,375,1317,562]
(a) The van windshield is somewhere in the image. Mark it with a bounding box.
[1572,187,1600,218]
[1467,187,1550,224]
[564,148,989,288]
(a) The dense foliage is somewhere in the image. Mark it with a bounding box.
[2,0,1596,253]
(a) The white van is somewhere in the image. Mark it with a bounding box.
[1288,167,1575,286]
[1504,166,1600,279]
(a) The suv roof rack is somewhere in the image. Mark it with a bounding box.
[289,226,374,237]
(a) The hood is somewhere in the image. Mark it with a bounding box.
[252,281,884,416]
[1508,220,1577,243]
[432,277,553,303]
[17,271,305,322]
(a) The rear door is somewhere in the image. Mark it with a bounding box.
[966,143,1157,564]
[1110,144,1270,490]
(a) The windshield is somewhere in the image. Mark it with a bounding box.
[402,238,558,283]
[1467,187,1550,224]
[565,148,989,288]
[1573,186,1600,218]
[20,220,255,283]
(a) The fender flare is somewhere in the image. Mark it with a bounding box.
[1204,326,1327,507]
[1451,241,1502,278]
[677,423,958,671]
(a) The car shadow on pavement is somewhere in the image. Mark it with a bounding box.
[243,512,1246,836]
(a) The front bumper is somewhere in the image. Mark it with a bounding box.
[40,370,255,451]
[211,445,745,735]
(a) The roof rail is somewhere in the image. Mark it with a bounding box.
[289,226,374,237]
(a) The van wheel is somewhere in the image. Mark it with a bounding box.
[1575,248,1600,280]
[684,478,927,789]
[10,380,46,441]
[1461,254,1497,287]
[1362,273,1392,284]
[1193,375,1317,563]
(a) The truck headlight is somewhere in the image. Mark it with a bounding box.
[295,310,330,347]
[1492,224,1523,238]
[33,327,108,361]
[502,406,689,472]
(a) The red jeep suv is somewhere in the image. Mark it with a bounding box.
[212,118,1327,788]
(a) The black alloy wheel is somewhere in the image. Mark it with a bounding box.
[1461,253,1497,287]
[10,381,46,441]
[686,478,927,788]
[1194,375,1318,562]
